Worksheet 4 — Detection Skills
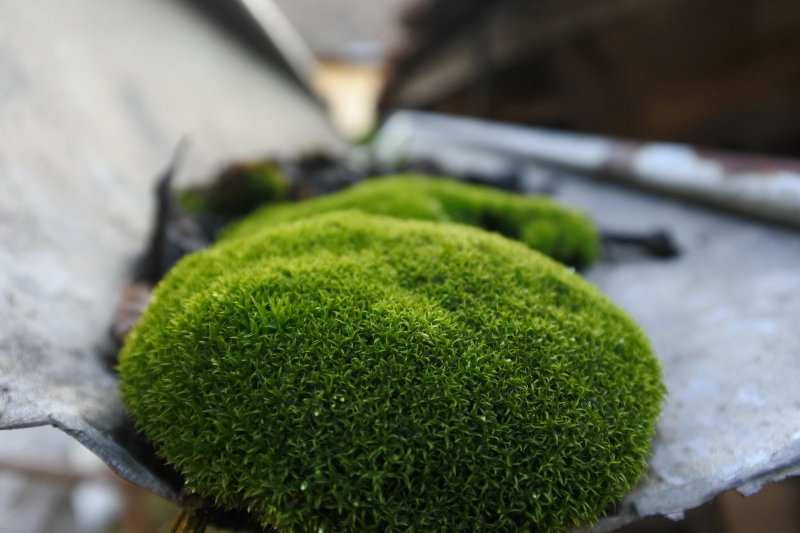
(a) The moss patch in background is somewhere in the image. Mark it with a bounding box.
[179,160,290,217]
[120,212,664,532]
[223,175,600,268]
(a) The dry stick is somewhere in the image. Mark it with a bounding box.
[168,507,209,533]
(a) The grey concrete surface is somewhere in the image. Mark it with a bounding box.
[0,0,342,515]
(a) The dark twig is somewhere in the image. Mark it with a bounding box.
[135,140,214,284]
[601,230,680,260]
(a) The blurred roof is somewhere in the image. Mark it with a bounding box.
[381,0,800,157]
[273,0,410,62]
[188,0,316,84]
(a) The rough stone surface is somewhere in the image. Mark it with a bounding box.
[0,0,342,505]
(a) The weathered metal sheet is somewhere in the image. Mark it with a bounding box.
[374,111,800,228]
[0,0,342,509]
[561,176,800,530]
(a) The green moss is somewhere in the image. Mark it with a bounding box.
[179,161,289,217]
[119,212,664,532]
[223,175,600,268]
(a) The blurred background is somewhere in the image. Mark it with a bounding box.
[296,0,800,156]
[2,1,800,532]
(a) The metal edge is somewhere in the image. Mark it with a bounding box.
[372,111,800,229]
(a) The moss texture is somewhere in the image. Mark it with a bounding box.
[223,175,600,268]
[119,212,663,532]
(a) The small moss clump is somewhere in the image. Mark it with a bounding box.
[179,161,289,217]
[120,212,663,532]
[223,175,600,268]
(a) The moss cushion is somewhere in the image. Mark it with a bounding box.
[223,175,600,268]
[119,211,663,532]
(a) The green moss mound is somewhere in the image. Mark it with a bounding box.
[224,175,600,268]
[119,212,663,532]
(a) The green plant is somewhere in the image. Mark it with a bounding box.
[179,161,289,217]
[119,212,664,532]
[223,175,600,268]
